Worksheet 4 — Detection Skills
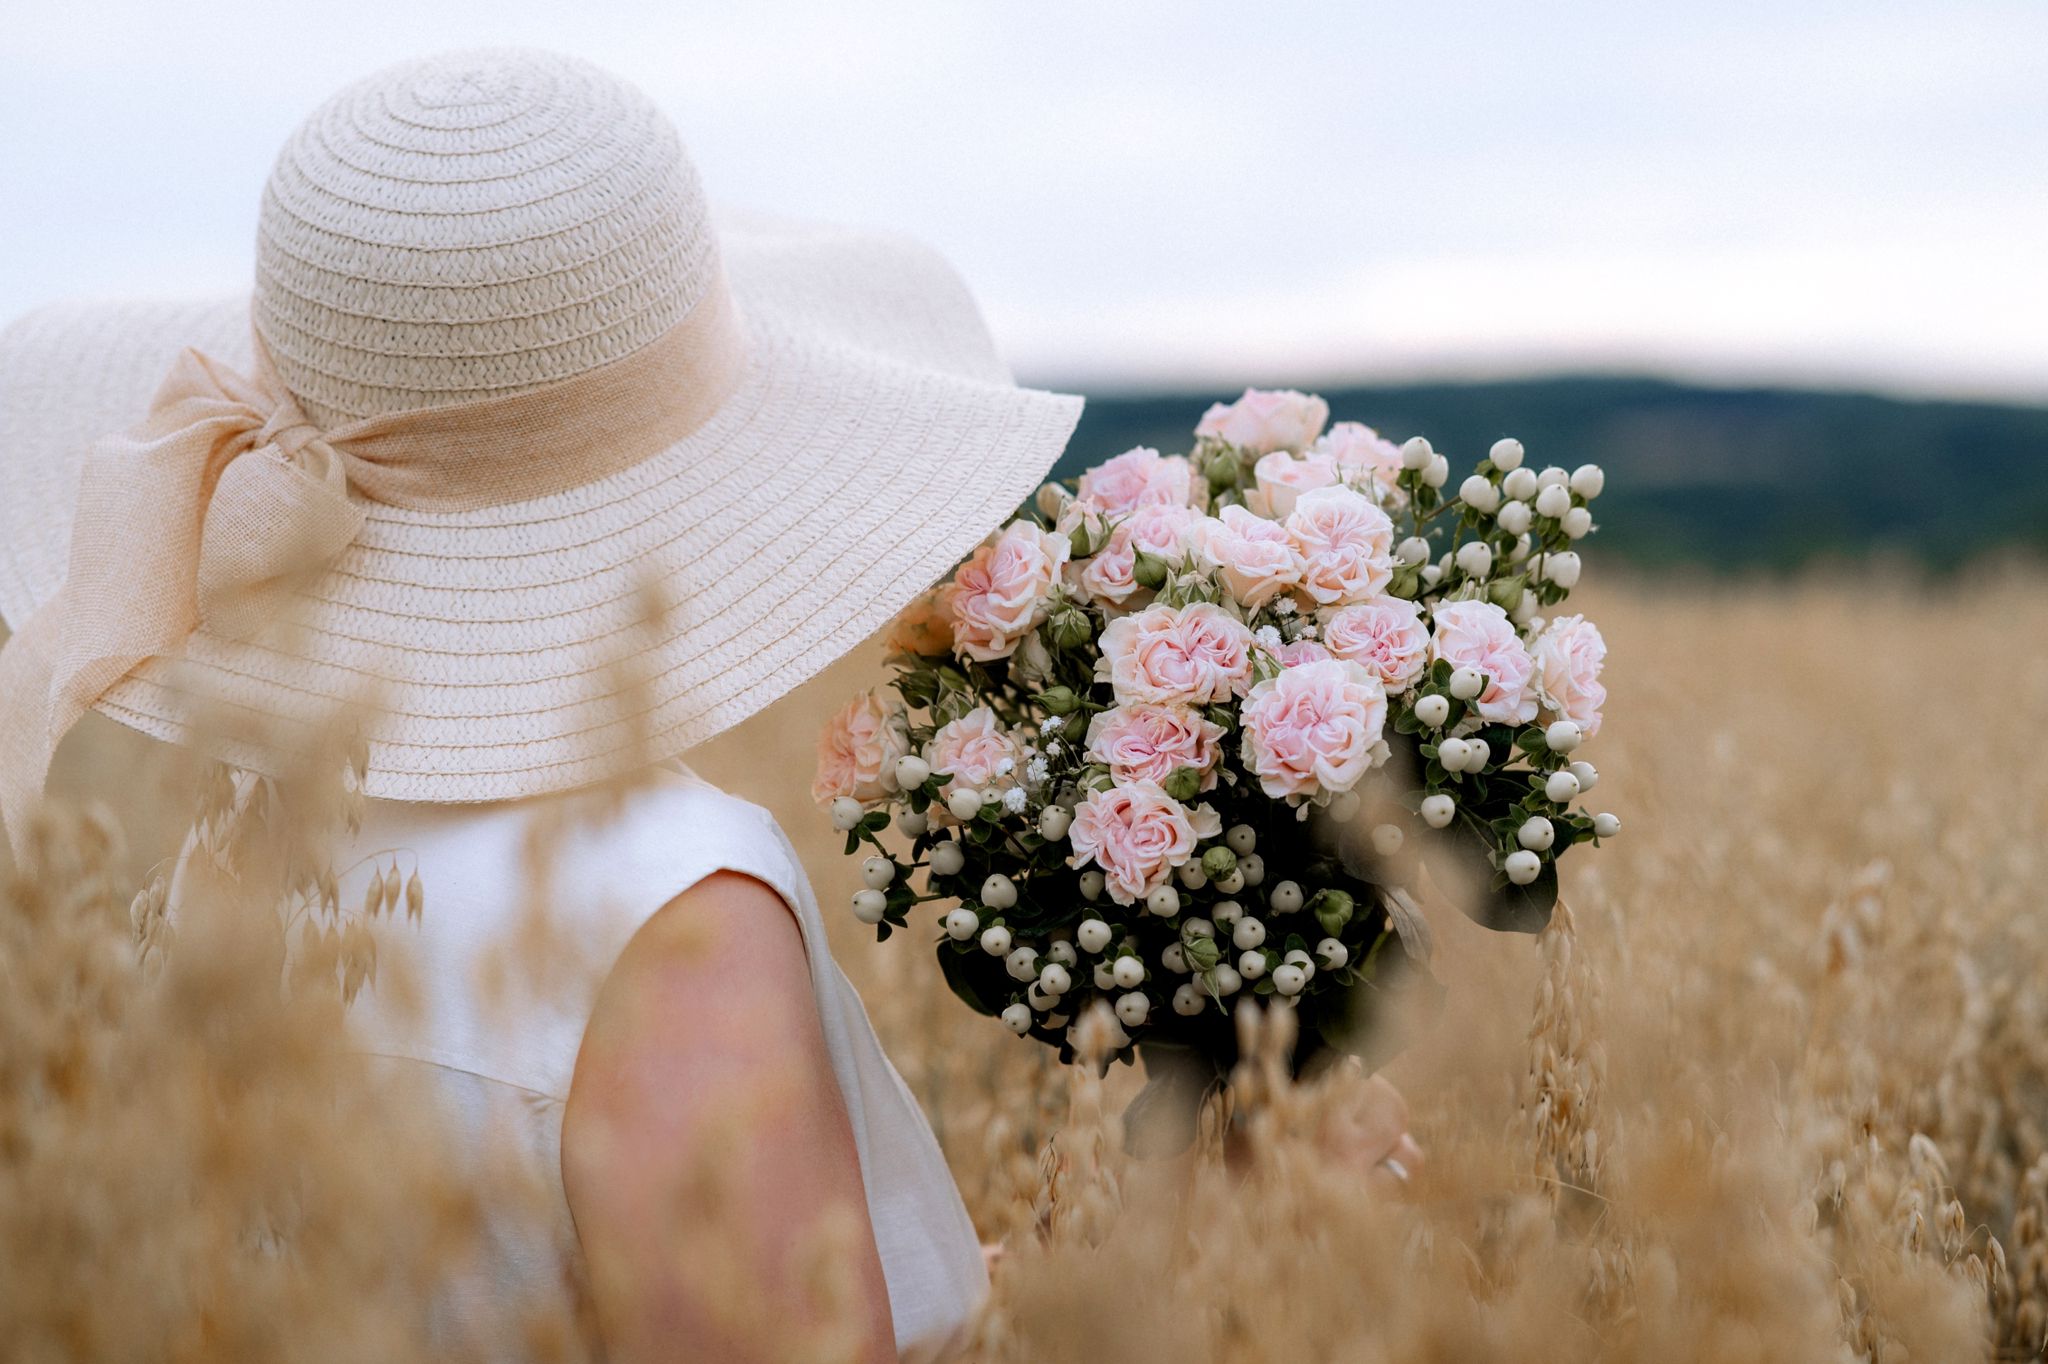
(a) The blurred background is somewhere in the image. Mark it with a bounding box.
[3,0,2043,569]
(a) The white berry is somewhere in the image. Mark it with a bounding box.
[1371,823,1405,856]
[860,856,895,890]
[1002,1003,1032,1035]
[1146,884,1181,917]
[1232,916,1267,950]
[1534,483,1571,519]
[1211,900,1244,926]
[1496,499,1532,535]
[1271,963,1307,996]
[1502,467,1538,501]
[1465,738,1491,770]
[1093,960,1119,990]
[851,889,887,924]
[1544,551,1582,588]
[981,874,1018,910]
[1593,811,1622,838]
[895,755,931,790]
[1517,816,1556,851]
[1400,436,1433,470]
[1421,453,1450,488]
[1568,760,1599,793]
[1569,463,1605,499]
[1239,950,1268,980]
[1078,869,1105,901]
[928,840,965,877]
[1315,937,1349,970]
[1172,982,1208,1016]
[1116,991,1151,1026]
[1046,940,1078,968]
[1182,916,1215,940]
[1161,942,1190,974]
[1448,667,1484,701]
[829,796,864,832]
[1489,437,1525,471]
[1038,805,1072,841]
[1006,946,1040,981]
[1545,720,1583,753]
[1113,955,1146,988]
[947,788,985,821]
[1459,475,1500,513]
[1039,963,1072,995]
[1545,770,1582,804]
[980,924,1012,956]
[1455,540,1493,578]
[896,808,929,837]
[1209,963,1243,996]
[1419,793,1456,829]
[1437,737,1472,772]
[1538,465,1569,489]
[1226,824,1258,855]
[1239,853,1265,887]
[1414,694,1450,728]
[945,907,979,940]
[1269,881,1304,914]
[1504,849,1542,885]
[1395,536,1430,567]
[1562,506,1593,539]
[1076,917,1113,953]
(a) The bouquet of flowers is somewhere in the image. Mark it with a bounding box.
[815,388,1619,1075]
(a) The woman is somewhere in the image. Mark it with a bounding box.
[0,49,1415,1361]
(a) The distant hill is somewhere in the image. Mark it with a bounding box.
[1055,378,2048,571]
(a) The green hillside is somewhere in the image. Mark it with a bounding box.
[1055,378,2048,571]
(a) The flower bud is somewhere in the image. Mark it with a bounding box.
[1232,916,1267,950]
[947,788,985,821]
[1183,935,1222,972]
[1568,760,1599,793]
[1437,736,1472,772]
[1133,550,1170,590]
[1037,685,1082,715]
[982,873,1019,910]
[1593,811,1622,838]
[1035,482,1072,521]
[1315,937,1349,970]
[1489,437,1525,471]
[1395,536,1430,567]
[1146,884,1182,917]
[1562,506,1593,539]
[1502,467,1538,501]
[1269,880,1304,914]
[829,795,865,831]
[1078,869,1106,900]
[1504,849,1542,885]
[1270,963,1307,997]
[1113,954,1147,988]
[1419,793,1455,828]
[1115,991,1151,1026]
[1161,765,1202,802]
[1544,770,1582,803]
[861,856,895,889]
[1172,982,1209,1015]
[1448,667,1485,701]
[1414,693,1450,728]
[980,924,1013,956]
[1455,540,1493,579]
[1049,605,1093,650]
[1545,720,1583,753]
[1201,846,1238,879]
[1038,804,1072,841]
[1007,946,1041,981]
[1421,453,1450,488]
[1517,816,1556,851]
[1544,551,1582,588]
[1239,949,1267,980]
[1226,823,1258,855]
[1534,483,1571,519]
[1312,888,1355,938]
[1496,500,1532,535]
[1076,917,1113,952]
[1569,463,1605,499]
[851,889,888,924]
[1400,436,1434,470]
[945,907,980,940]
[1459,474,1500,513]
[929,840,966,877]
[1002,1002,1033,1034]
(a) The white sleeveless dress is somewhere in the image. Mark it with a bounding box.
[323,765,986,1359]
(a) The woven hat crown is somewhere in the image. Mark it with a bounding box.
[252,49,716,428]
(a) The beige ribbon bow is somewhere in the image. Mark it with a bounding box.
[0,282,747,850]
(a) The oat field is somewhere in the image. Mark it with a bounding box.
[7,573,2048,1362]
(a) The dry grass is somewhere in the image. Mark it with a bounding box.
[7,572,2047,1361]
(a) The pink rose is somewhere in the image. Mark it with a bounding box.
[813,689,911,806]
[1188,505,1304,608]
[1533,614,1608,737]
[1322,598,1430,690]
[1084,704,1227,791]
[884,587,954,657]
[1099,601,1256,706]
[1194,388,1329,455]
[1238,658,1387,801]
[1285,485,1395,606]
[924,706,1021,797]
[1067,781,1220,905]
[1069,503,1201,606]
[1076,446,1200,517]
[1312,422,1404,499]
[1248,450,1340,518]
[945,520,1070,662]
[1429,599,1537,724]
[1270,637,1333,668]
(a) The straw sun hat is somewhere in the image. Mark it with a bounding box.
[0,48,1081,828]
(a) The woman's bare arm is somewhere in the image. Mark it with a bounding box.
[562,871,894,1363]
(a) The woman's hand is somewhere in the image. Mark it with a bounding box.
[1318,1069,1423,1195]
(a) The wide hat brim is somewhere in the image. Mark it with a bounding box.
[0,211,1082,802]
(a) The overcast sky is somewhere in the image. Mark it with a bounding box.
[3,0,2042,400]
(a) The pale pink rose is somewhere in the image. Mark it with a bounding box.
[813,689,911,806]
[945,521,1070,662]
[1187,505,1304,608]
[924,707,1021,797]
[884,587,954,657]
[1099,601,1256,706]
[1532,614,1608,737]
[1248,450,1340,518]
[1313,422,1404,498]
[1084,704,1227,791]
[1285,485,1395,606]
[1067,780,1211,905]
[1195,388,1330,455]
[1429,599,1537,724]
[1270,637,1333,668]
[1238,658,1387,800]
[1076,446,1200,517]
[1069,503,1201,606]
[1322,598,1430,690]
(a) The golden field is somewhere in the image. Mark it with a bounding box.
[7,573,2048,1362]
